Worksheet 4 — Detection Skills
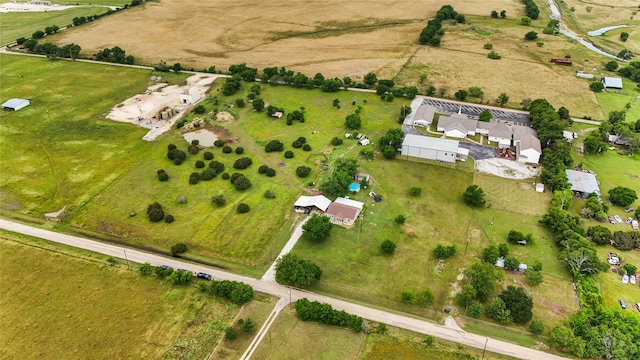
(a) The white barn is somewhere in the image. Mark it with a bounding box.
[602,77,623,89]
[401,134,459,163]
[516,134,541,164]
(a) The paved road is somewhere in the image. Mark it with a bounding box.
[0,219,568,360]
[261,216,310,283]
[458,142,496,160]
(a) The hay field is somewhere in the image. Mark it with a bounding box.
[0,233,236,359]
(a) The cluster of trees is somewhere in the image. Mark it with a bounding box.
[379,128,404,159]
[490,10,507,18]
[419,5,465,45]
[295,166,311,177]
[302,214,333,241]
[588,228,640,250]
[140,264,193,285]
[20,40,81,60]
[375,79,419,100]
[222,76,243,96]
[400,288,434,307]
[153,60,183,73]
[230,172,252,191]
[580,193,608,221]
[257,164,276,177]
[275,253,322,288]
[523,0,539,20]
[295,298,363,332]
[196,279,254,305]
[584,111,640,154]
[433,244,456,259]
[233,157,253,170]
[344,113,362,130]
[292,136,308,149]
[147,202,166,222]
[93,46,134,64]
[462,185,486,207]
[507,230,533,245]
[265,140,284,152]
[224,317,256,340]
[319,158,358,196]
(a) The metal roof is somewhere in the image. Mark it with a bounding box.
[402,134,459,152]
[1,98,30,110]
[333,197,364,210]
[565,170,600,195]
[293,195,332,211]
[602,77,623,89]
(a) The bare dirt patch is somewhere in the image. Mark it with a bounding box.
[475,158,540,179]
[105,73,219,140]
[0,2,76,13]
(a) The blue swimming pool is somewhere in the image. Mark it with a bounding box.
[349,183,361,192]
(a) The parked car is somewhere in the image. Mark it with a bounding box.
[608,216,616,224]
[176,268,191,273]
[624,208,634,213]
[614,215,623,223]
[161,265,173,271]
[196,272,212,281]
[636,303,640,313]
[630,276,637,285]
[622,274,629,284]
[626,217,633,224]
[633,220,639,230]
[619,300,627,309]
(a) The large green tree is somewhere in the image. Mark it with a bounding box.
[302,214,333,241]
[464,262,503,301]
[499,286,533,323]
[463,185,486,207]
[275,253,322,288]
[608,186,637,206]
[379,128,404,159]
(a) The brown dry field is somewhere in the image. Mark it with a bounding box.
[50,0,610,117]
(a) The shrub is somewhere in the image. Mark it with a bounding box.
[265,168,276,177]
[233,157,253,169]
[173,158,183,165]
[264,190,276,199]
[195,160,205,168]
[188,144,199,154]
[302,144,312,151]
[284,150,294,158]
[170,242,187,256]
[221,172,230,180]
[258,165,269,174]
[214,139,224,147]
[235,147,244,154]
[409,187,422,196]
[608,186,637,206]
[168,144,177,151]
[191,139,199,146]
[433,244,457,259]
[189,172,200,184]
[296,137,307,144]
[400,291,415,302]
[164,214,175,223]
[292,140,303,148]
[395,214,406,225]
[232,175,252,191]
[487,51,501,59]
[296,166,312,177]
[193,105,206,114]
[147,202,164,222]
[222,145,232,153]
[237,203,250,213]
[158,171,169,181]
[212,195,226,207]
[380,240,397,255]
[225,327,237,340]
[529,320,545,335]
[235,98,245,107]
[330,137,343,146]
[483,43,493,50]
[203,151,214,160]
[265,140,284,152]
[525,31,538,40]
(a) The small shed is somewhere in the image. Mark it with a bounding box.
[602,77,623,89]
[2,98,30,111]
[518,263,528,272]
[358,138,370,146]
[179,88,201,105]
[535,183,544,193]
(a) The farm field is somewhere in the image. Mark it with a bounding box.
[0,231,241,359]
[43,0,616,118]
[0,6,110,45]
[595,78,640,122]
[596,246,640,314]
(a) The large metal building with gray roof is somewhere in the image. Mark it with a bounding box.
[401,134,459,163]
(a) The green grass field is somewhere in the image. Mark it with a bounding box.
[0,6,111,45]
[595,78,640,122]
[0,231,238,359]
[0,55,186,216]
[596,247,640,314]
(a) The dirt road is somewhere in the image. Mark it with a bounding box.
[0,219,569,360]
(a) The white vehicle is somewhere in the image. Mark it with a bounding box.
[630,275,637,285]
[614,215,623,223]
[358,138,370,146]
[626,217,633,224]
[632,220,639,230]
[622,274,629,284]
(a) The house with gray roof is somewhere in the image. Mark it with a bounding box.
[512,125,537,142]
[401,134,460,163]
[488,123,513,148]
[412,104,436,128]
[516,134,541,164]
[565,170,600,198]
[437,114,478,139]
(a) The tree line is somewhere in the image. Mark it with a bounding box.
[418,5,465,46]
[295,298,363,332]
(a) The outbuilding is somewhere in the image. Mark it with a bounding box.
[293,195,332,214]
[515,134,541,164]
[602,77,623,89]
[1,98,30,111]
[401,134,459,163]
[565,170,600,198]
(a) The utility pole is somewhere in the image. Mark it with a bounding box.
[464,220,471,255]
[123,249,130,270]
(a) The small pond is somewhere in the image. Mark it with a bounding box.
[183,129,218,147]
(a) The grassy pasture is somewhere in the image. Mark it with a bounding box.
[475,173,551,216]
[0,6,109,45]
[595,78,640,122]
[596,246,640,314]
[0,231,238,359]
[44,0,613,117]
[251,308,366,360]
[0,55,180,215]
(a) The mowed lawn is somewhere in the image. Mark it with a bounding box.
[0,6,109,45]
[596,246,640,314]
[0,233,237,359]
[595,78,640,122]
[0,55,170,216]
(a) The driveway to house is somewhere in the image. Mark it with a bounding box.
[458,142,496,160]
[0,218,569,360]
[261,215,310,283]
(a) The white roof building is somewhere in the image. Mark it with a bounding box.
[516,134,541,164]
[1,98,30,111]
[333,197,364,210]
[401,134,459,163]
[565,170,600,197]
[293,195,332,212]
[602,77,623,89]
